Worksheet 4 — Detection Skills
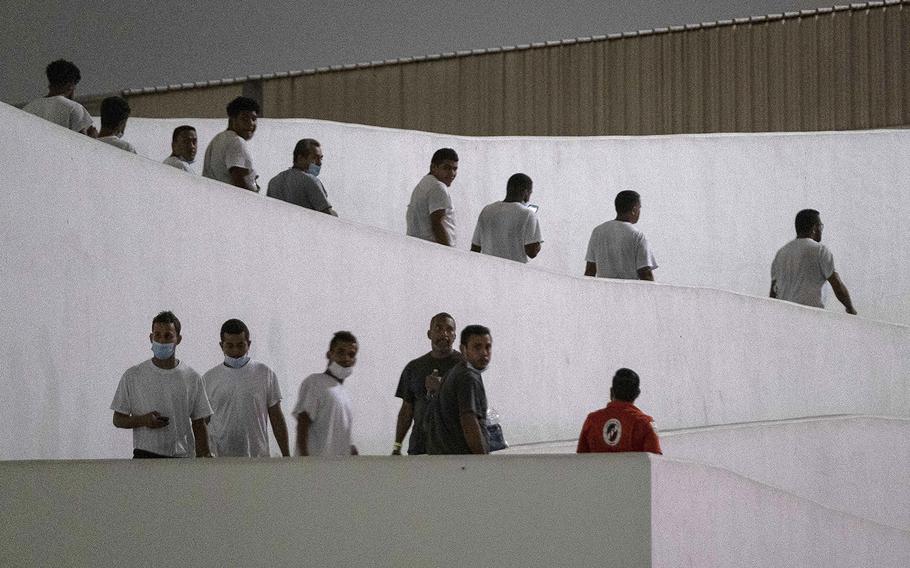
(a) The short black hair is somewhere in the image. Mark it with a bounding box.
[172,125,196,143]
[460,325,491,347]
[293,138,320,161]
[431,148,458,165]
[795,209,821,235]
[614,190,641,214]
[329,331,358,350]
[152,311,181,336]
[611,368,641,402]
[226,96,260,117]
[100,96,131,129]
[46,59,81,87]
[430,312,455,327]
[506,173,533,199]
[220,318,250,341]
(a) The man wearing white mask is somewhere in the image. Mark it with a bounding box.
[203,319,290,457]
[111,311,213,458]
[266,138,338,216]
[293,331,359,456]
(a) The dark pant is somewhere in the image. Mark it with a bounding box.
[132,448,175,459]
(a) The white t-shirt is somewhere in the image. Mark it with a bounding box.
[202,130,257,189]
[163,155,196,174]
[98,136,138,154]
[585,220,658,279]
[21,95,93,133]
[471,201,543,263]
[110,359,213,457]
[406,174,456,246]
[292,372,353,457]
[771,238,836,308]
[203,360,282,457]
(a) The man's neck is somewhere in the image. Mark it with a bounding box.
[430,348,453,359]
[152,357,178,370]
[615,215,635,223]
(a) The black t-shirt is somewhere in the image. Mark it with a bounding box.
[426,361,487,455]
[394,351,463,454]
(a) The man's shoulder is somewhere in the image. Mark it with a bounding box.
[122,359,153,378]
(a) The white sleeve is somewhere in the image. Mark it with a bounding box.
[190,374,214,420]
[584,229,598,263]
[70,105,93,133]
[110,372,132,414]
[292,378,320,418]
[223,138,251,171]
[471,211,484,247]
[267,368,282,407]
[524,211,542,245]
[818,245,835,279]
[426,184,451,215]
[636,234,658,270]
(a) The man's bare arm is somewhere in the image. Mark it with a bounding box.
[228,166,257,192]
[430,209,451,246]
[296,413,311,456]
[393,401,414,455]
[637,267,655,281]
[584,261,597,277]
[828,272,857,315]
[769,280,778,298]
[268,403,291,457]
[112,411,168,429]
[192,418,211,457]
[525,242,541,259]
[460,412,488,455]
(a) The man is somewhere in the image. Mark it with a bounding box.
[471,173,542,263]
[293,331,359,456]
[392,313,463,455]
[203,319,290,457]
[577,368,662,454]
[97,96,138,154]
[770,209,857,314]
[22,59,96,136]
[406,148,459,246]
[426,325,492,455]
[163,125,198,173]
[584,190,657,280]
[266,138,338,215]
[111,311,213,458]
[203,96,260,192]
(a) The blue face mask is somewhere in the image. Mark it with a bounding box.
[151,341,176,360]
[307,163,321,177]
[224,355,250,369]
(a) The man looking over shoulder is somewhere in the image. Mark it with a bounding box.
[203,319,290,457]
[111,311,213,458]
[97,96,138,154]
[203,96,260,192]
[22,59,96,137]
[392,313,463,455]
[406,148,459,246]
[577,368,662,455]
[163,126,198,173]
[585,190,658,281]
[770,208,857,314]
[471,173,542,263]
[267,138,338,216]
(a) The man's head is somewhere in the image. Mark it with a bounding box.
[219,318,251,359]
[615,190,641,223]
[610,368,641,403]
[505,173,533,203]
[460,325,492,371]
[150,310,182,345]
[427,312,456,355]
[100,96,131,133]
[327,331,358,368]
[795,208,823,242]
[226,96,260,140]
[171,125,198,162]
[429,148,459,187]
[293,138,323,173]
[45,59,81,98]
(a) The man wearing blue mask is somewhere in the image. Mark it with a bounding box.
[266,138,338,216]
[202,319,290,457]
[111,311,213,458]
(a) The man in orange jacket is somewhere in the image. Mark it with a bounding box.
[577,368,662,454]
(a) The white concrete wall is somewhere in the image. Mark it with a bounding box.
[1,103,909,460]
[121,115,910,326]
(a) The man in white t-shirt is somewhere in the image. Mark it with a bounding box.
[267,138,338,215]
[21,59,96,137]
[163,125,198,173]
[293,331,359,457]
[770,208,857,314]
[406,148,459,246]
[97,96,138,154]
[203,96,260,192]
[111,311,213,458]
[585,190,658,280]
[471,173,543,263]
[203,319,290,457]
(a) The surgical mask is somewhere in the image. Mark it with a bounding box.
[327,361,353,380]
[307,163,321,177]
[151,341,176,360]
[467,361,489,374]
[224,355,250,368]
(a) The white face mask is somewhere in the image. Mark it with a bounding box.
[224,355,250,368]
[327,361,353,380]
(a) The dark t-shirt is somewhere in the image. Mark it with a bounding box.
[394,351,463,454]
[426,361,487,455]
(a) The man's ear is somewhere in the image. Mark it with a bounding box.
[175,334,182,346]
[149,332,154,344]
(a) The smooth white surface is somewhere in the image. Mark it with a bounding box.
[1,103,909,460]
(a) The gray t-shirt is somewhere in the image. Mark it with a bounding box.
[394,351,463,455]
[426,362,487,455]
[163,155,196,174]
[585,220,657,279]
[266,167,332,212]
[471,201,542,263]
[771,238,836,308]
[98,135,138,154]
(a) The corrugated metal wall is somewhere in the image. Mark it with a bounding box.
[124,2,909,134]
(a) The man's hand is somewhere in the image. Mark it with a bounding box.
[425,369,442,396]
[143,411,169,429]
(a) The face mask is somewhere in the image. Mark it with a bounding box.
[327,361,353,380]
[151,341,176,360]
[224,355,250,368]
[467,361,489,374]
[307,163,321,177]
